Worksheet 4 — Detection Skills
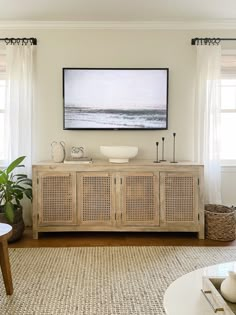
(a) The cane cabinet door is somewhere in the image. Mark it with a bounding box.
[120,172,159,226]
[160,171,199,226]
[77,172,116,226]
[37,172,76,225]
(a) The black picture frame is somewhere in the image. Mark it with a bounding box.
[63,67,169,130]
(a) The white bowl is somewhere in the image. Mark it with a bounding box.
[100,146,138,163]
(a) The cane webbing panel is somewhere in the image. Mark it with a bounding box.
[41,175,73,223]
[82,175,112,222]
[125,175,155,222]
[164,176,194,222]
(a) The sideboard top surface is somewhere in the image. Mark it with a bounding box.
[32,160,203,172]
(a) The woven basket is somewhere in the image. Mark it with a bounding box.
[205,204,236,241]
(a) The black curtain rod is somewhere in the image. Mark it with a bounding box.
[0,37,37,45]
[191,37,236,45]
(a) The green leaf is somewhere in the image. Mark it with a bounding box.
[12,184,26,190]
[12,187,24,194]
[14,174,27,179]
[4,202,14,223]
[24,188,32,200]
[6,156,26,175]
[0,172,8,184]
[12,190,24,201]
[16,178,32,186]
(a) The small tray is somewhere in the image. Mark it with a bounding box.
[202,277,236,314]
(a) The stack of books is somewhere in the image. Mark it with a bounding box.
[64,157,93,164]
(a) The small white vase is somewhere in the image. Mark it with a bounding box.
[221,271,236,303]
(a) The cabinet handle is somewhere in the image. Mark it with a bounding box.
[201,289,224,312]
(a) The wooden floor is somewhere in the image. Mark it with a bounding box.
[9,229,236,248]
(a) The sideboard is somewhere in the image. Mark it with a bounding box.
[32,160,204,239]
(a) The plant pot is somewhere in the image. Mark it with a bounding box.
[0,206,25,242]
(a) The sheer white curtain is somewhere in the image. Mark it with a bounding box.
[5,44,35,225]
[194,45,222,204]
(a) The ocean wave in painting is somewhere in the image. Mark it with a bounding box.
[65,106,167,129]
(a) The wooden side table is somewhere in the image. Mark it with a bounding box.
[0,223,13,295]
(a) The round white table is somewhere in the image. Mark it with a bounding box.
[0,223,13,295]
[164,261,236,315]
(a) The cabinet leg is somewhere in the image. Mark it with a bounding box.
[33,230,39,240]
[198,228,205,240]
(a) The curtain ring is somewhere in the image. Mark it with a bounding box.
[5,38,10,45]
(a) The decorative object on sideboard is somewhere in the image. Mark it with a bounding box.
[220,271,236,303]
[160,137,166,162]
[171,132,178,163]
[71,146,84,158]
[153,142,160,163]
[100,146,138,163]
[51,141,66,163]
[64,157,93,164]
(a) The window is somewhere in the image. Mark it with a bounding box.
[0,51,6,162]
[220,54,236,163]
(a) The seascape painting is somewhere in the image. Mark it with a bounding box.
[63,69,168,129]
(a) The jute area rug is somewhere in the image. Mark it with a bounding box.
[1,247,236,315]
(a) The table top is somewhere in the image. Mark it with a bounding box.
[164,261,236,315]
[0,223,12,239]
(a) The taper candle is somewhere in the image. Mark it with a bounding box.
[154,142,160,163]
[160,137,166,162]
[171,132,178,163]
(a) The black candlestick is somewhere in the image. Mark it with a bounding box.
[154,142,160,163]
[160,137,166,162]
[171,132,178,163]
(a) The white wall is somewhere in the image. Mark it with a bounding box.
[33,28,196,162]
[1,26,236,205]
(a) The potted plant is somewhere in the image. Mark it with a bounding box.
[0,156,32,242]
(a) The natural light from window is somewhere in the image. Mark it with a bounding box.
[0,49,6,163]
[220,77,236,161]
[0,78,6,161]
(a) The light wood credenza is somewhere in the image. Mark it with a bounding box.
[32,160,204,239]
